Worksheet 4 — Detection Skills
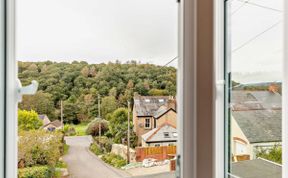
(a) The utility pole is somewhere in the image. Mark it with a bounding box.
[127,101,130,164]
[60,100,63,130]
[98,94,101,138]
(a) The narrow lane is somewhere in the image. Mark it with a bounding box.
[63,136,131,178]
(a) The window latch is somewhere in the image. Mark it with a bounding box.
[17,79,39,102]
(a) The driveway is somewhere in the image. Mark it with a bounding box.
[63,136,130,178]
[63,136,175,178]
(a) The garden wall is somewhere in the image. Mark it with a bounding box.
[111,144,136,163]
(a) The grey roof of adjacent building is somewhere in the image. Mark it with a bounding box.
[142,123,177,143]
[229,159,282,178]
[134,96,171,117]
[42,120,62,128]
[232,110,282,143]
[231,91,281,110]
[251,91,282,109]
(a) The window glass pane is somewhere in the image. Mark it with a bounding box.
[16,0,178,177]
[226,0,283,177]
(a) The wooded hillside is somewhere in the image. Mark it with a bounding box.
[18,60,177,123]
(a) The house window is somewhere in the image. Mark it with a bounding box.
[168,143,174,146]
[164,132,170,138]
[155,144,160,147]
[234,141,247,155]
[145,118,151,129]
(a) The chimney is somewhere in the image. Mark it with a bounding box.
[167,97,176,111]
[268,83,279,93]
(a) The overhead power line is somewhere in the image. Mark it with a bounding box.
[163,56,178,67]
[236,0,282,13]
[232,0,250,15]
[232,20,282,53]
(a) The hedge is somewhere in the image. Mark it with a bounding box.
[18,166,53,178]
[101,153,126,168]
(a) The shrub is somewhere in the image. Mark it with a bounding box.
[63,124,76,136]
[94,136,113,153]
[55,160,67,168]
[18,166,53,178]
[18,130,63,167]
[101,153,126,168]
[86,118,109,136]
[256,145,282,164]
[89,143,104,155]
[18,110,43,131]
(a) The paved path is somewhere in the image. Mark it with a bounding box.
[63,136,131,178]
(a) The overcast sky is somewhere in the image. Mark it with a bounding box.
[230,0,283,83]
[16,0,178,66]
[17,0,283,83]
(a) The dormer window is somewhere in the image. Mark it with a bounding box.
[145,99,150,103]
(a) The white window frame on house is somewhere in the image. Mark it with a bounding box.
[1,0,288,178]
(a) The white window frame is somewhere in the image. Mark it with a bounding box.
[2,0,288,178]
[0,0,5,177]
[178,0,224,177]
[283,1,288,178]
[6,0,18,177]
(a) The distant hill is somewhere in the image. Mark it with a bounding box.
[233,81,282,94]
[18,60,176,123]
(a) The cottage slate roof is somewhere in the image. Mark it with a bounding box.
[229,159,281,178]
[251,91,282,109]
[231,91,281,110]
[134,96,171,117]
[232,110,282,143]
[142,123,177,143]
[42,120,62,128]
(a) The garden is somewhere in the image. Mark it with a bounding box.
[18,110,69,178]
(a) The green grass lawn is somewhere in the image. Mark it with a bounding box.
[74,123,88,136]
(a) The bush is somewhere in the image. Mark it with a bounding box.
[89,143,104,155]
[94,136,113,153]
[18,130,63,167]
[63,124,76,136]
[55,160,67,168]
[18,166,53,178]
[101,153,126,168]
[256,145,282,164]
[86,118,109,136]
[18,110,43,131]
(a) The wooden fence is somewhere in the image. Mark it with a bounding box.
[136,146,176,162]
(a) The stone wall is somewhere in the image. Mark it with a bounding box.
[111,144,136,163]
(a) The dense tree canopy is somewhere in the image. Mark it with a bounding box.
[18,61,177,123]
